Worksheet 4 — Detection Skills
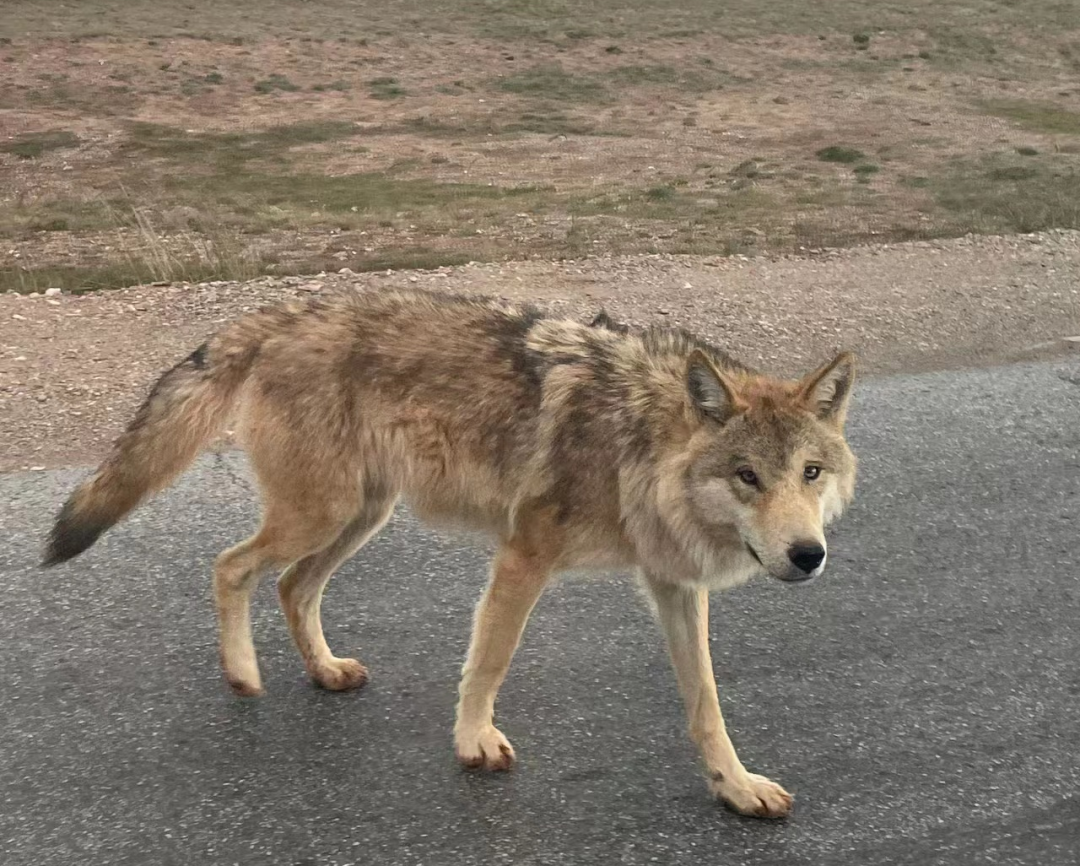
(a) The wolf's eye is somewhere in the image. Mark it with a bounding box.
[736,468,759,487]
[803,464,822,481]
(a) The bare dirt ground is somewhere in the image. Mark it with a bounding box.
[3,230,1079,472]
[3,2,1080,291]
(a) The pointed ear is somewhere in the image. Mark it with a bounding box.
[687,349,746,422]
[799,352,856,426]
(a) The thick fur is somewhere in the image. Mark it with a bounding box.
[43,288,857,817]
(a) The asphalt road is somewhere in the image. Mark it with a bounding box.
[2,358,1079,866]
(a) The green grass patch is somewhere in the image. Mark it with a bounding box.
[29,216,71,231]
[605,62,730,91]
[493,64,608,102]
[0,246,491,294]
[504,110,619,136]
[987,165,1038,182]
[978,99,1080,135]
[570,182,778,224]
[933,28,998,56]
[122,120,364,167]
[81,160,552,235]
[1,259,251,295]
[390,109,633,138]
[608,64,682,86]
[185,171,543,218]
[1,130,80,159]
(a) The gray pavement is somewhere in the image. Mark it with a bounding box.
[2,358,1079,865]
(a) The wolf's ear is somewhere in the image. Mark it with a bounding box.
[589,309,629,334]
[799,352,856,427]
[687,350,746,422]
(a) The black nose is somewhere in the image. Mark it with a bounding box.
[788,543,826,574]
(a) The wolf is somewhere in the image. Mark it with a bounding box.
[43,288,857,817]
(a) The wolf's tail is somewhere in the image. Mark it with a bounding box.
[42,317,269,567]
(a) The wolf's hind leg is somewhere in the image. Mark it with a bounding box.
[214,503,351,696]
[277,487,398,691]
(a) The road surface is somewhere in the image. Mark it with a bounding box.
[2,358,1079,865]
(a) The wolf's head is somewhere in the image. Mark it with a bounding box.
[683,350,857,583]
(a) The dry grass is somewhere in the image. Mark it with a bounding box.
[2,1,1080,291]
[2,201,273,294]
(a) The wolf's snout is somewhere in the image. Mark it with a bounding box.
[786,542,825,576]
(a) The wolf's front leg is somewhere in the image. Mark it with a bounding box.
[645,574,793,818]
[454,543,553,771]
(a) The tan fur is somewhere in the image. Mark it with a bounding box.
[43,289,858,816]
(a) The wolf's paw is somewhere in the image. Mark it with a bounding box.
[225,675,264,697]
[455,725,516,771]
[224,664,263,697]
[711,772,793,818]
[310,657,369,691]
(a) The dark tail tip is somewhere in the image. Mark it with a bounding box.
[41,498,107,567]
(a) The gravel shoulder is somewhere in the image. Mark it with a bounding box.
[3,230,1080,472]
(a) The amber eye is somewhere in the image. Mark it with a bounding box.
[736,468,759,487]
[804,464,822,481]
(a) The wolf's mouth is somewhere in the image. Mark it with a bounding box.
[745,543,764,566]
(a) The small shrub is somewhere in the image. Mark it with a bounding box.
[816,145,866,164]
[254,74,300,94]
[369,76,406,99]
[854,163,880,182]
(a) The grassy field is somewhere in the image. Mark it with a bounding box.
[2,1,1080,292]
